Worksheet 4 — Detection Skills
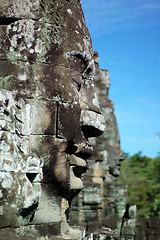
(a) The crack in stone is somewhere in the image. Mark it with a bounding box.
[0,18,20,25]
[14,115,23,123]
[0,58,83,72]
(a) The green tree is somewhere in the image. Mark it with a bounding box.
[118,152,160,218]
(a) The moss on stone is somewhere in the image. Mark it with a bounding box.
[0,75,17,88]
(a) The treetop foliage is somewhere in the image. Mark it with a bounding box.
[118,151,160,218]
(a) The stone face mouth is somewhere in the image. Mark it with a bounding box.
[68,149,90,190]
[73,165,88,178]
[69,154,88,166]
[63,141,93,193]
[75,144,93,159]
[72,143,93,179]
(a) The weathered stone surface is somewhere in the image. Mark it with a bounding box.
[58,102,82,141]
[0,0,106,239]
[135,218,160,240]
[121,219,136,236]
[147,218,160,228]
[0,61,81,102]
[0,1,92,65]
[3,1,160,240]
[0,223,62,239]
[102,217,119,231]
[91,227,120,240]
[32,184,62,224]
[135,227,147,240]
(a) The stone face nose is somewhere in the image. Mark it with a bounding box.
[79,72,106,138]
[80,109,105,138]
[79,79,102,113]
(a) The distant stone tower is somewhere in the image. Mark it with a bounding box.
[68,52,136,239]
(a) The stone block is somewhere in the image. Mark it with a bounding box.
[147,218,160,228]
[147,228,160,235]
[93,168,105,178]
[102,203,116,217]
[83,192,102,205]
[15,99,57,136]
[121,219,136,236]
[87,221,102,232]
[83,172,94,181]
[0,0,41,19]
[28,99,57,135]
[121,236,135,240]
[67,211,80,224]
[83,205,102,210]
[148,236,160,240]
[95,227,120,240]
[29,135,70,184]
[116,203,126,218]
[34,222,61,237]
[84,210,99,221]
[0,61,81,103]
[33,184,62,224]
[0,15,91,71]
[136,217,147,228]
[135,227,146,240]
[0,223,61,239]
[102,217,119,230]
[0,171,41,227]
[92,176,103,184]
[57,102,82,141]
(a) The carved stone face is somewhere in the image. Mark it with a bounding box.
[93,53,124,179]
[0,0,105,227]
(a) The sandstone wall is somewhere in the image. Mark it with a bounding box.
[1,1,159,240]
[135,218,160,240]
[0,0,105,239]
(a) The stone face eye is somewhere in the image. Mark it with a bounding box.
[82,60,95,80]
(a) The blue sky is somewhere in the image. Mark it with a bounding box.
[81,0,160,158]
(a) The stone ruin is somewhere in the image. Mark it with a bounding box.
[68,52,136,240]
[0,0,106,238]
[0,1,160,240]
